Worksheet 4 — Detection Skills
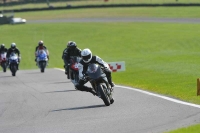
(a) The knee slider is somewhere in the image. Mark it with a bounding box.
[75,84,83,91]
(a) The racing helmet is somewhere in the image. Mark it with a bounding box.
[11,43,16,50]
[0,44,5,49]
[68,41,77,50]
[81,48,92,63]
[38,40,44,47]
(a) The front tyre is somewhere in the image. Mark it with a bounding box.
[98,84,110,106]
[1,62,6,72]
[10,64,17,76]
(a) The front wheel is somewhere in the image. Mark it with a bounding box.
[10,63,17,76]
[98,84,110,106]
[1,62,6,72]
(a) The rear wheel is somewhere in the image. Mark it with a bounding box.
[39,61,46,73]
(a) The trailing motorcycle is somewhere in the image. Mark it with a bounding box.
[68,56,81,85]
[0,51,7,72]
[36,50,48,73]
[86,63,114,106]
[9,53,19,76]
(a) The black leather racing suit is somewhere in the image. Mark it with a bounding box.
[0,47,8,53]
[62,47,81,76]
[6,48,21,69]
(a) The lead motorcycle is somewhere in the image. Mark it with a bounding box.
[86,63,114,106]
[0,51,7,72]
[68,56,81,85]
[36,50,48,73]
[9,53,19,76]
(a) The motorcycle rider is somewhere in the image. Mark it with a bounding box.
[6,43,21,70]
[75,48,115,95]
[62,41,82,79]
[35,40,49,64]
[0,44,8,53]
[0,44,8,65]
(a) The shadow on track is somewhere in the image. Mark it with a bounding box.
[51,104,105,112]
[45,90,77,93]
[50,81,71,84]
[0,75,12,78]
[24,72,42,74]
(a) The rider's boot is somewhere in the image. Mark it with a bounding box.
[67,71,70,79]
[110,97,114,104]
[107,77,115,88]
[86,86,97,96]
[66,65,70,79]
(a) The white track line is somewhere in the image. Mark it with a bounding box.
[54,68,200,109]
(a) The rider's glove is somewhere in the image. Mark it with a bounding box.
[103,67,111,73]
[18,57,21,62]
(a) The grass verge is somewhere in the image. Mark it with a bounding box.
[1,22,200,104]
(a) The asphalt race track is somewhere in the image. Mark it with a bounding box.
[0,68,200,133]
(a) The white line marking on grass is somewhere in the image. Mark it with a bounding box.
[54,68,200,109]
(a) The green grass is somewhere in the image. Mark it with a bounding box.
[10,7,200,20]
[165,124,200,133]
[1,7,200,132]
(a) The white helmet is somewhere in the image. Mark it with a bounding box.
[81,48,92,63]
[11,43,16,49]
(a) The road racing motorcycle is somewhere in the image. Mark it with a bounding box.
[0,51,7,72]
[36,50,48,73]
[9,53,19,76]
[68,56,81,85]
[86,63,114,106]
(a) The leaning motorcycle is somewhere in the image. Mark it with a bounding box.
[68,56,81,85]
[0,51,7,72]
[9,53,19,76]
[86,63,114,106]
[36,50,48,73]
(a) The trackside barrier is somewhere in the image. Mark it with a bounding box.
[197,78,200,96]
[108,61,125,72]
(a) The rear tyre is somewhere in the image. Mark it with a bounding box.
[40,61,46,73]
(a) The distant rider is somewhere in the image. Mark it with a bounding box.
[62,41,81,79]
[0,44,8,64]
[75,48,115,95]
[35,40,49,64]
[0,44,8,53]
[6,43,21,70]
